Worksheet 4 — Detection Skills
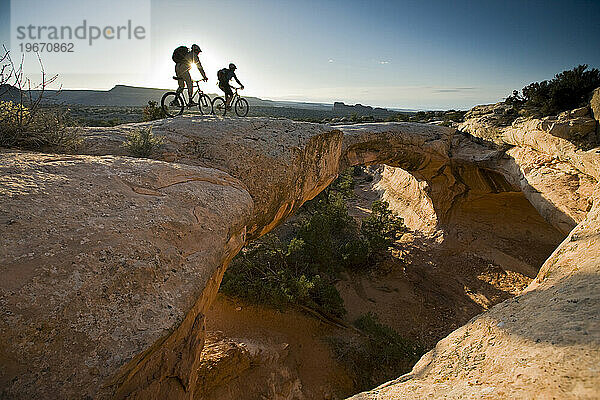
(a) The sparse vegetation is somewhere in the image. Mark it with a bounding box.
[0,46,80,151]
[142,100,167,121]
[390,109,466,125]
[123,127,163,157]
[220,169,406,318]
[64,105,143,127]
[330,312,425,392]
[361,200,407,258]
[0,101,80,150]
[506,64,600,117]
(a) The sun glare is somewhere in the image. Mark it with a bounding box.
[189,63,202,81]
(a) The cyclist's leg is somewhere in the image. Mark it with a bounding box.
[218,82,232,107]
[224,84,233,107]
[183,71,194,100]
[174,63,186,95]
[175,63,193,100]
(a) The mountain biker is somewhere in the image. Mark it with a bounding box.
[217,63,244,108]
[172,44,208,106]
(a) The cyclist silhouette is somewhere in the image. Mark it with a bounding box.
[172,44,207,106]
[217,63,244,108]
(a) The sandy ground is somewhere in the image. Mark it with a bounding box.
[202,295,354,400]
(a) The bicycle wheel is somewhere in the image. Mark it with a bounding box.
[212,97,227,116]
[235,98,249,117]
[198,94,212,115]
[161,92,184,117]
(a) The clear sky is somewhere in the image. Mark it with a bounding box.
[1,0,599,109]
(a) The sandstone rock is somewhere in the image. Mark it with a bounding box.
[349,187,600,400]
[373,166,440,234]
[591,87,600,139]
[460,105,600,181]
[503,146,596,233]
[591,87,600,122]
[81,117,343,240]
[458,102,519,143]
[570,106,590,118]
[0,151,253,399]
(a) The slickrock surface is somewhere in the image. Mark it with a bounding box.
[0,152,252,399]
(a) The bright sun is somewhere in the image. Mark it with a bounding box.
[188,64,202,81]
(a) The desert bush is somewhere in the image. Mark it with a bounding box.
[0,47,79,151]
[123,127,163,157]
[220,234,347,317]
[333,168,356,198]
[330,312,424,392]
[443,109,466,123]
[0,101,80,151]
[508,64,600,116]
[142,100,166,121]
[221,172,407,317]
[361,200,406,257]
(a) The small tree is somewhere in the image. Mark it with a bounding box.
[361,200,406,256]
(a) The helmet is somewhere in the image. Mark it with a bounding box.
[229,63,236,70]
[191,44,201,53]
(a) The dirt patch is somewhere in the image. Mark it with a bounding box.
[200,295,354,400]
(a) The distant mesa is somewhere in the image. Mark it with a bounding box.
[1,84,398,116]
[333,101,390,115]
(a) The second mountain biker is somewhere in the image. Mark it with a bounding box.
[217,63,244,109]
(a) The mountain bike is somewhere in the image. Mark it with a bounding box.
[212,87,249,117]
[161,77,212,117]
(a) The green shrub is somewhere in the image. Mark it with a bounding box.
[221,174,406,318]
[508,64,600,116]
[361,200,406,257]
[142,100,166,121]
[0,101,80,151]
[330,313,424,392]
[333,168,356,197]
[123,127,163,157]
[221,234,346,317]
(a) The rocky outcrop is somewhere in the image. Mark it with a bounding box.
[1,100,599,399]
[349,188,600,399]
[81,118,343,240]
[0,152,253,399]
[348,99,600,399]
[592,87,600,135]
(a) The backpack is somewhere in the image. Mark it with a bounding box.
[172,46,189,63]
[217,68,228,82]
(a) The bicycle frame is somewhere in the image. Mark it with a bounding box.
[231,87,241,104]
[224,87,243,107]
[177,80,205,107]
